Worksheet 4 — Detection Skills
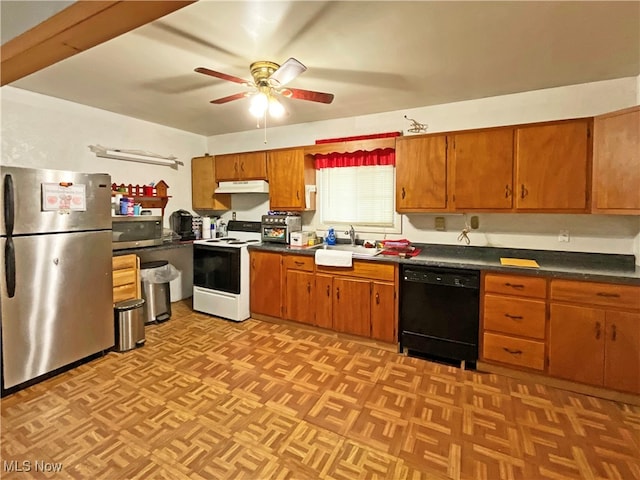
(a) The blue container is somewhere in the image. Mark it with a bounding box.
[326,228,337,245]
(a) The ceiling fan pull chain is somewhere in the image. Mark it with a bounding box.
[263,111,268,144]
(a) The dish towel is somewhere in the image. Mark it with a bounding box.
[314,249,353,267]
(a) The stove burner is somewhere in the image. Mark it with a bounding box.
[218,237,237,241]
[245,239,260,243]
[227,240,247,245]
[206,239,222,242]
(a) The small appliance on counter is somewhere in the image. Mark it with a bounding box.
[170,209,195,240]
[261,213,302,244]
[289,231,316,247]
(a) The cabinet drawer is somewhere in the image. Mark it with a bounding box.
[484,273,546,299]
[551,280,640,311]
[284,255,314,272]
[483,294,546,339]
[113,284,137,304]
[483,332,545,371]
[113,254,137,271]
[113,268,137,288]
[316,260,395,282]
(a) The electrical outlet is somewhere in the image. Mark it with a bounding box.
[435,216,445,231]
[558,230,570,242]
[470,216,479,229]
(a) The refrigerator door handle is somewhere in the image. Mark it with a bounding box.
[5,237,16,297]
[4,173,15,235]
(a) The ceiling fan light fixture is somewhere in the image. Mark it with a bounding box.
[249,92,269,117]
[268,96,285,118]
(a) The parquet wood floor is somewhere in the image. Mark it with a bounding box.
[2,299,639,479]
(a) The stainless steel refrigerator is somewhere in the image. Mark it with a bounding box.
[1,166,114,391]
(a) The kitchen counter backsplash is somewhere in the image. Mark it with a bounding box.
[250,242,640,285]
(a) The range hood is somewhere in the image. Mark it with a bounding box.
[215,180,269,194]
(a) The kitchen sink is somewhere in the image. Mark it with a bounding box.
[312,244,383,258]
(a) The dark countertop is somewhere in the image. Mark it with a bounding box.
[113,240,193,256]
[249,242,640,285]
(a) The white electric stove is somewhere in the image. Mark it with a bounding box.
[192,221,261,321]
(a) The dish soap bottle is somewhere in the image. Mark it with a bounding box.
[326,227,337,245]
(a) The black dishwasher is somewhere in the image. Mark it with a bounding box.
[400,265,480,368]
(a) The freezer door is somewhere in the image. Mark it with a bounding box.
[0,166,111,236]
[1,230,114,389]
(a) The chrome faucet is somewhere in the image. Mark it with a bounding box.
[345,225,356,245]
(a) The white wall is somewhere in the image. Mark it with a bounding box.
[1,86,206,226]
[208,77,640,263]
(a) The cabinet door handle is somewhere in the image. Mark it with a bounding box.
[401,187,406,200]
[336,287,340,300]
[504,313,523,320]
[611,324,617,341]
[234,163,239,173]
[251,258,255,269]
[307,282,311,294]
[375,292,380,305]
[504,283,524,289]
[505,184,511,198]
[595,321,601,339]
[326,285,330,297]
[596,292,620,298]
[296,190,300,200]
[240,162,245,172]
[503,347,522,355]
[520,184,528,199]
[294,261,304,266]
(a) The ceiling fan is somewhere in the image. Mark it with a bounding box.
[194,58,334,118]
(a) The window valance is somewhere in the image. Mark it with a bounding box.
[313,132,400,169]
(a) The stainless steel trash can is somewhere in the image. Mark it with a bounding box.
[114,298,146,352]
[140,261,171,324]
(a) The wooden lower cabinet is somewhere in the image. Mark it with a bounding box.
[112,254,140,304]
[482,273,640,395]
[371,281,396,342]
[481,273,547,372]
[250,251,282,318]
[285,270,314,325]
[252,252,398,343]
[333,277,371,337]
[549,301,640,395]
[314,273,334,329]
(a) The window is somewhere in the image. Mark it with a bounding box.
[318,164,400,232]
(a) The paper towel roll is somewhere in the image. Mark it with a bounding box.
[202,216,211,239]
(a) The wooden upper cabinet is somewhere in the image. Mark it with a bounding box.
[267,148,315,210]
[191,156,231,211]
[395,134,447,211]
[450,128,514,210]
[215,152,267,181]
[515,119,591,211]
[592,106,640,214]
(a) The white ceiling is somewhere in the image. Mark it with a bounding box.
[3,1,640,137]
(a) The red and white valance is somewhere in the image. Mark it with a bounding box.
[313,132,400,169]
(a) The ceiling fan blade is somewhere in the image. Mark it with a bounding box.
[269,58,307,86]
[281,87,334,104]
[210,92,248,104]
[195,67,250,85]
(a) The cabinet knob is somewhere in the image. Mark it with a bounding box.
[375,292,380,305]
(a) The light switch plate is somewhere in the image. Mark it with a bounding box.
[435,216,445,231]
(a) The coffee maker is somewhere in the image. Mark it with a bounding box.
[170,209,195,240]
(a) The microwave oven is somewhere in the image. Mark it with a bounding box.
[261,214,302,243]
[112,216,163,250]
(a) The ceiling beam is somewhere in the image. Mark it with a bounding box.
[1,0,196,86]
